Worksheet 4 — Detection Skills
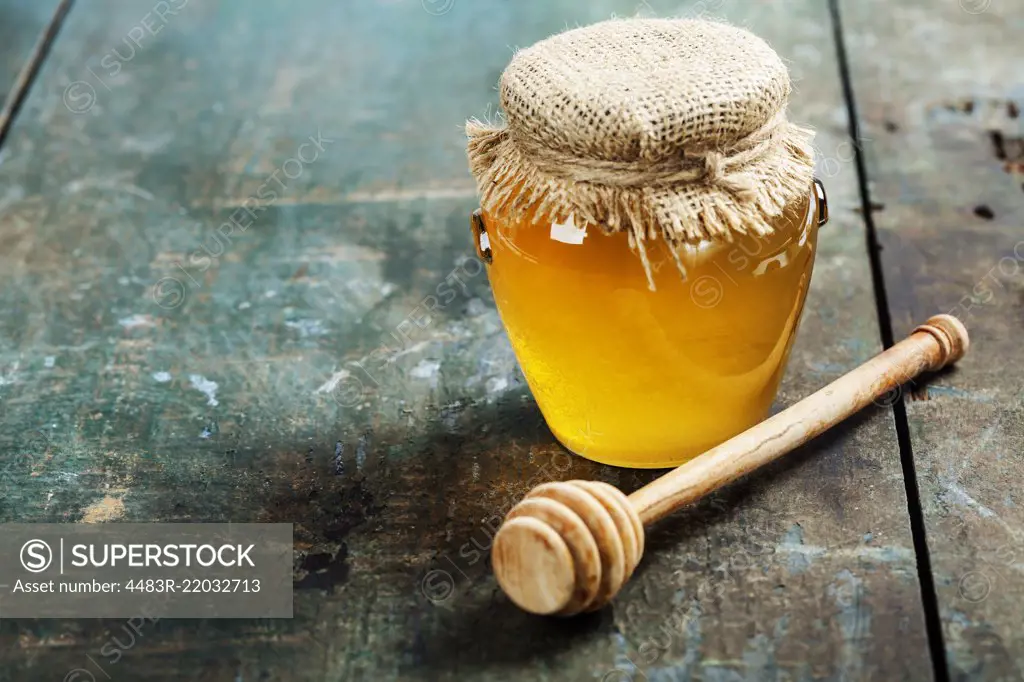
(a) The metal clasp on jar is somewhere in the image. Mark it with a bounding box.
[470,209,493,263]
[813,178,829,227]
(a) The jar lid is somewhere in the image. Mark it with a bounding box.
[466,18,815,288]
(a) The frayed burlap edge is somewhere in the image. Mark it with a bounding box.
[465,119,816,289]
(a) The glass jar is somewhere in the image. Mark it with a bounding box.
[473,181,828,468]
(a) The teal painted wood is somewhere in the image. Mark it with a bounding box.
[841,0,1024,679]
[0,1,928,679]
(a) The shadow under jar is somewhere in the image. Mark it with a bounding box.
[466,18,827,468]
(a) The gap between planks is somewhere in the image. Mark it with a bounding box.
[0,0,76,149]
[828,1,951,681]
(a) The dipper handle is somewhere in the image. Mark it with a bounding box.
[629,314,968,524]
[491,315,969,616]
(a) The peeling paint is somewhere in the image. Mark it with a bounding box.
[411,360,440,379]
[485,377,509,395]
[924,385,994,403]
[828,569,869,679]
[941,480,996,518]
[0,360,21,386]
[188,374,219,406]
[118,314,156,329]
[315,369,350,395]
[81,494,126,523]
[285,319,328,337]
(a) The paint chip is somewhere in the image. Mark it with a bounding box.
[285,319,327,337]
[189,374,219,406]
[942,481,996,518]
[152,371,172,383]
[0,361,19,386]
[118,314,155,329]
[81,495,126,523]
[315,369,351,395]
[411,360,440,379]
[486,377,509,394]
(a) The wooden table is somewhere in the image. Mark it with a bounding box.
[0,1,1019,680]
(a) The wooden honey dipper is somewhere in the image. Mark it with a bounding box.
[492,314,969,615]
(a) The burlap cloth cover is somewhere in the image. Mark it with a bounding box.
[466,18,815,288]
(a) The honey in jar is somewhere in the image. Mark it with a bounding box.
[466,18,825,468]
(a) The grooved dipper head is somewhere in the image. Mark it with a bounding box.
[491,480,644,616]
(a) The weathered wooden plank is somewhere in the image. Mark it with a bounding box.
[840,0,1024,679]
[0,0,929,680]
[0,0,62,135]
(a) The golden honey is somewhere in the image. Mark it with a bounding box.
[480,190,819,468]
